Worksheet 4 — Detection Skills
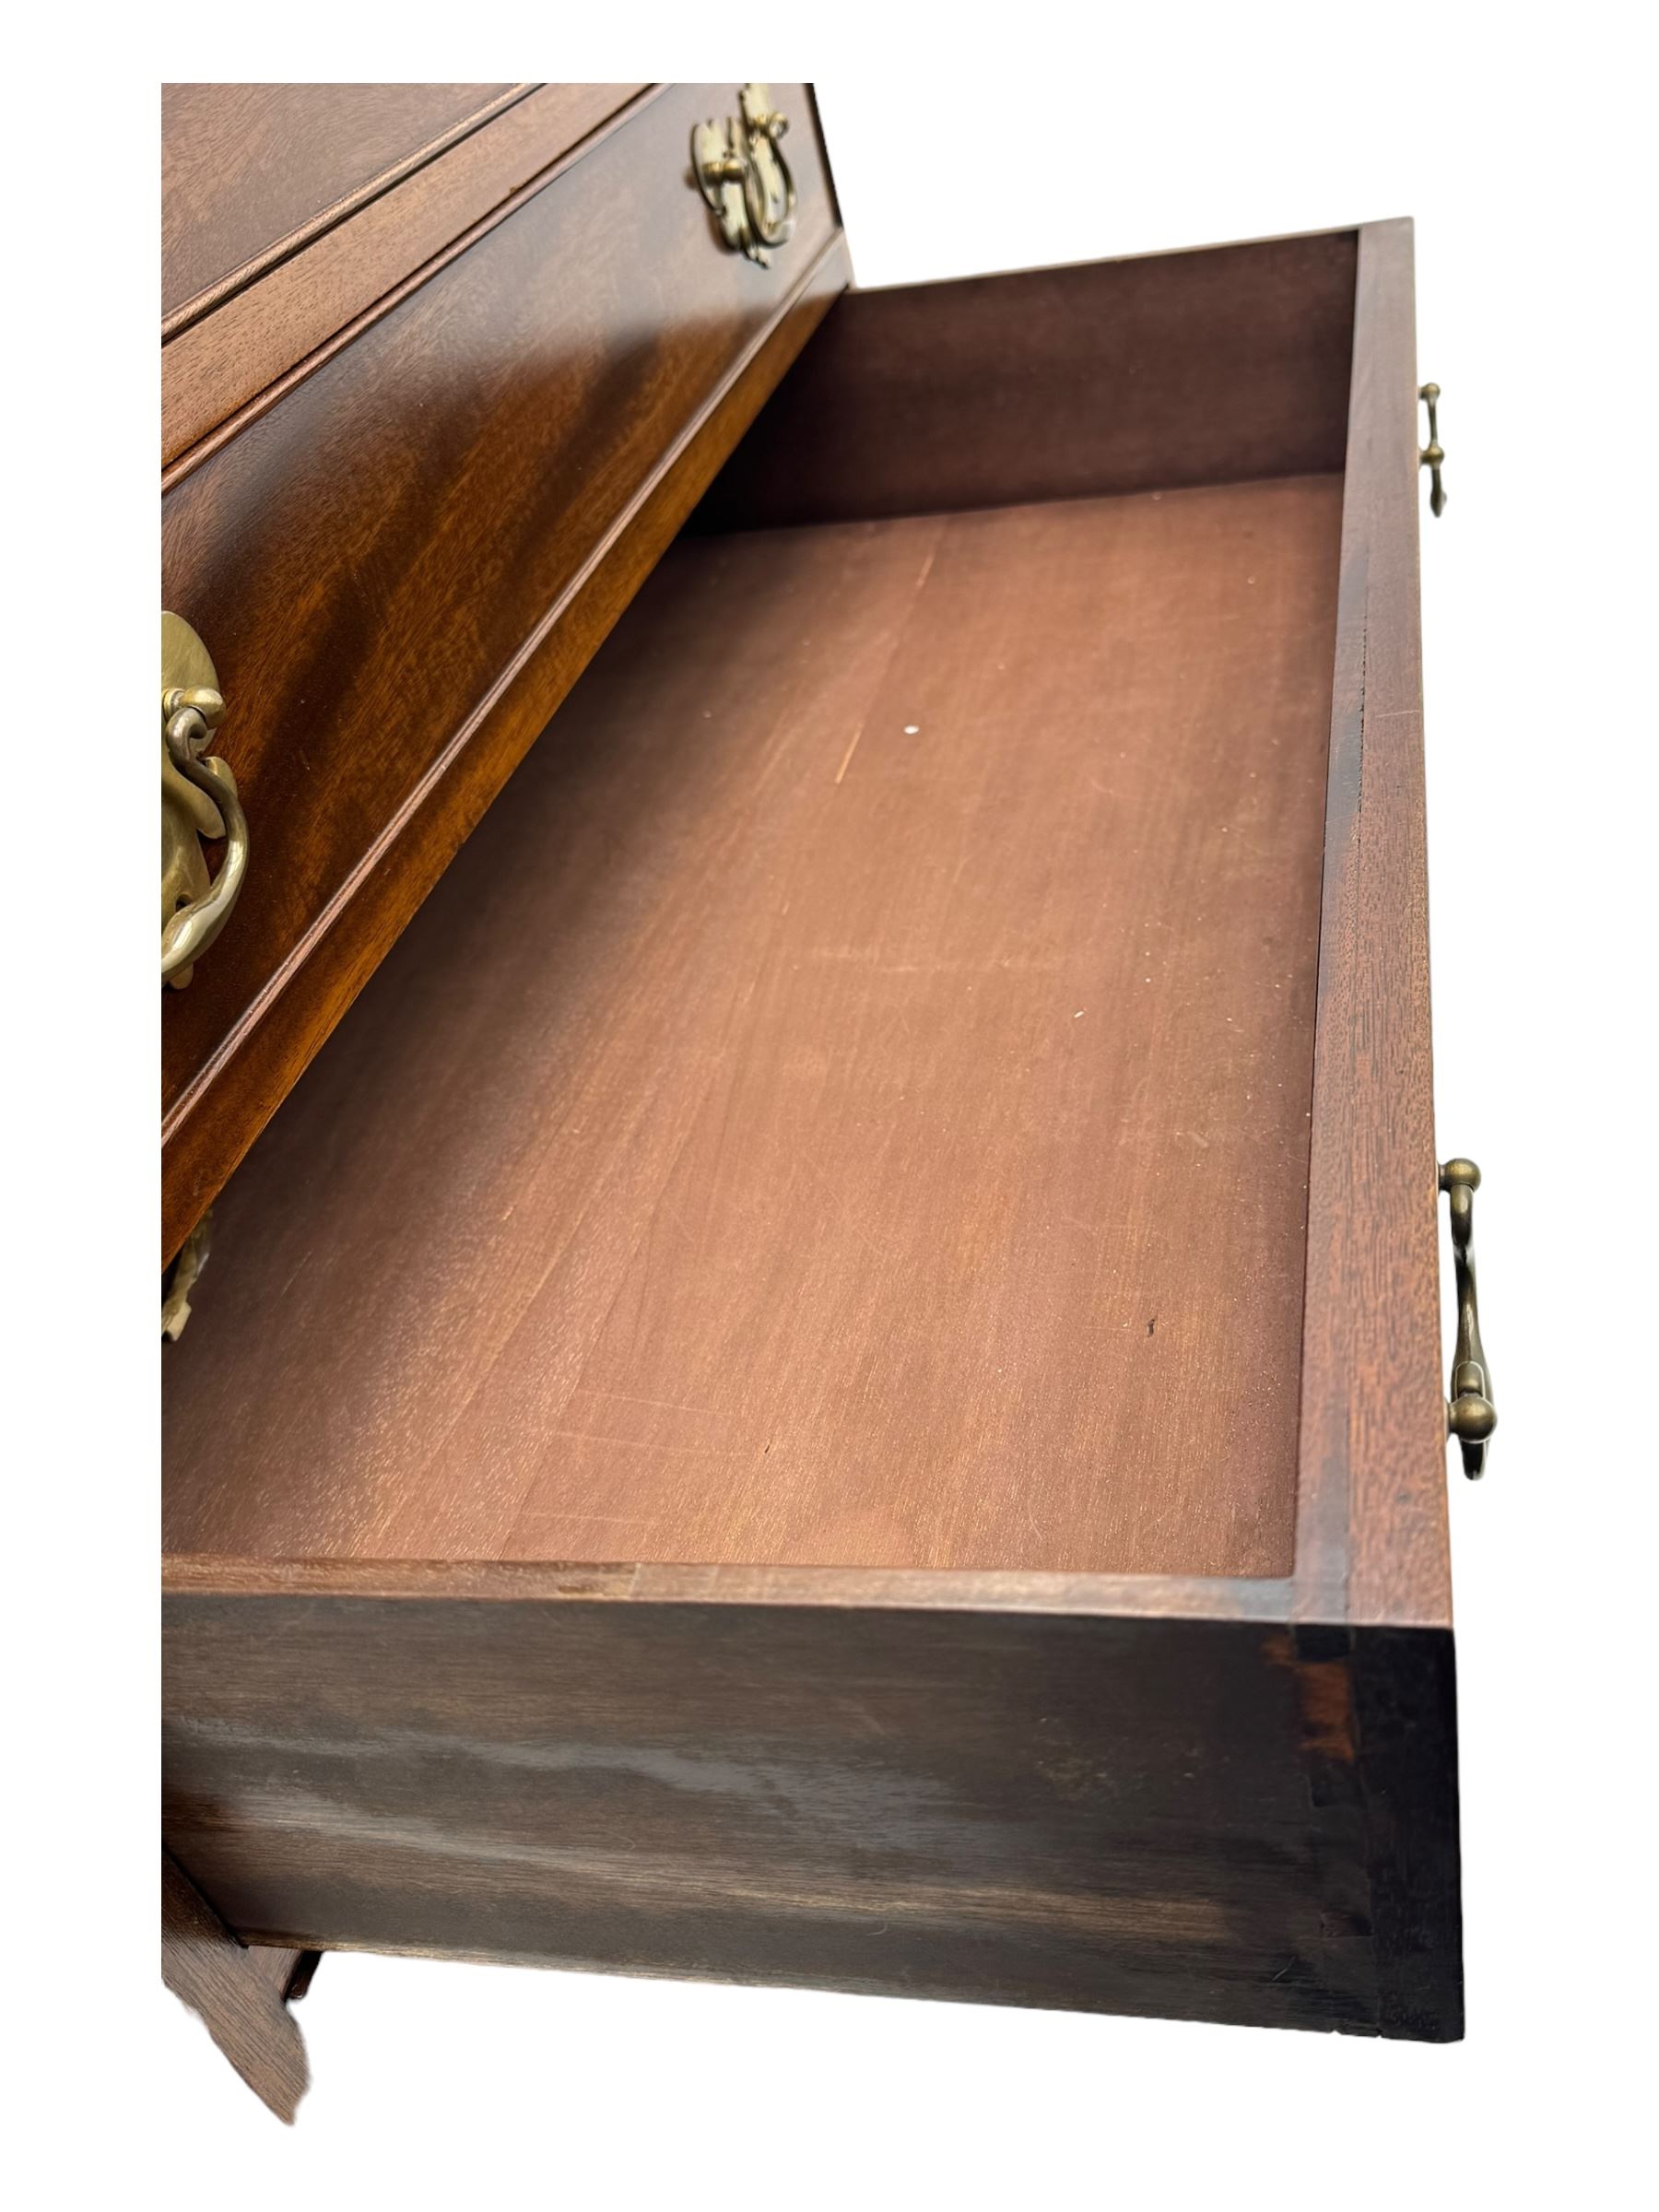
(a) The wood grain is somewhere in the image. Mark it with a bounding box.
[166,1554,1300,1620]
[163,84,649,463]
[695,230,1357,530]
[162,1570,1461,2041]
[161,1851,311,2122]
[1294,219,1451,1630]
[165,474,1342,1576]
[161,84,843,1264]
[162,84,524,326]
[159,218,1467,2073]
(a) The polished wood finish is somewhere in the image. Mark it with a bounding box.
[165,1553,1298,1616]
[163,83,523,325]
[163,84,648,463]
[161,1851,311,2122]
[161,84,844,1264]
[696,230,1356,530]
[163,213,1462,2065]
[1295,220,1449,1630]
[163,1564,1460,2041]
[166,474,1341,1574]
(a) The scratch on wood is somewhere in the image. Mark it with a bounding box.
[834,722,865,785]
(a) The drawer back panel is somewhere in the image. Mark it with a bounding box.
[695,229,1357,529]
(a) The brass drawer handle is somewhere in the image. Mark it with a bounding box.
[1419,382,1447,516]
[1439,1158,1496,1477]
[161,611,248,990]
[691,84,797,265]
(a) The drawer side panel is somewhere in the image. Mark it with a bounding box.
[1294,218,1450,1629]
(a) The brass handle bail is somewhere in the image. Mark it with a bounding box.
[161,612,249,989]
[691,84,797,265]
[1419,382,1448,517]
[1439,1157,1495,1477]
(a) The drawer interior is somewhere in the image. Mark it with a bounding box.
[164,238,1356,1585]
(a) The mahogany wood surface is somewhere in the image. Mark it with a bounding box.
[695,230,1357,530]
[163,84,648,463]
[1294,220,1451,1630]
[160,218,1464,2072]
[162,84,524,325]
[167,1554,1297,1618]
[161,84,844,1265]
[162,1570,1461,2041]
[161,1851,311,2122]
[166,473,1343,1575]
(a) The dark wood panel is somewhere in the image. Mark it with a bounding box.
[161,84,844,1263]
[161,1851,311,2123]
[695,230,1357,529]
[162,83,524,324]
[162,1570,1461,2041]
[1293,219,1451,1630]
[163,84,648,462]
[164,475,1342,1576]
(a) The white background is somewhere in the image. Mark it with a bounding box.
[12,9,1653,2205]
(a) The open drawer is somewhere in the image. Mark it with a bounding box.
[163,219,1465,2086]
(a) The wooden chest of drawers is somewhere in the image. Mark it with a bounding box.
[161,84,1475,2117]
[161,83,845,1260]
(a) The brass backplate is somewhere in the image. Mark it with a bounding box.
[690,84,795,265]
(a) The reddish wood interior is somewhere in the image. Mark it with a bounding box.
[165,465,1344,1576]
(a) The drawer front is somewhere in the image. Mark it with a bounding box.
[163,1562,1461,2043]
[161,83,844,1258]
[162,85,650,461]
[162,84,524,326]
